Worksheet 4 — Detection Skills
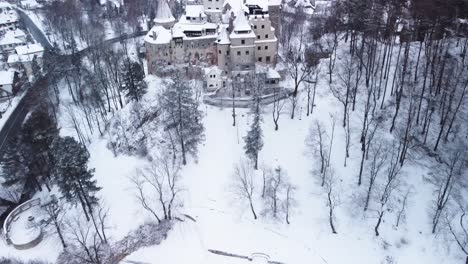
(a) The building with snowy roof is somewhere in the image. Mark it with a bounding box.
[0,69,17,98]
[154,0,176,28]
[0,2,19,32]
[145,0,280,91]
[7,43,44,76]
[0,28,27,54]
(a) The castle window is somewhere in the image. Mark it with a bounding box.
[208,7,211,9]
[266,56,271,62]
[226,50,230,55]
[241,39,245,44]
[258,46,261,50]
[261,25,265,29]
[246,51,249,55]
[265,46,268,50]
[258,57,262,62]
[219,50,221,54]
[237,51,241,56]
[254,25,257,29]
[265,34,268,38]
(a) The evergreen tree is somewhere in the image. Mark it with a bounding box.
[0,136,28,188]
[21,109,59,186]
[52,136,100,221]
[42,43,62,76]
[0,109,59,195]
[120,59,147,102]
[31,56,42,81]
[160,76,204,165]
[244,79,264,170]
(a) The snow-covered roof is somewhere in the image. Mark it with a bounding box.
[223,0,249,15]
[245,0,269,10]
[0,8,18,25]
[217,25,230,45]
[256,65,281,79]
[175,16,217,32]
[232,12,252,32]
[267,67,280,79]
[294,0,313,8]
[15,43,44,55]
[0,70,14,86]
[172,25,185,38]
[185,5,206,18]
[7,53,36,64]
[20,0,40,8]
[204,66,222,76]
[0,2,12,10]
[154,0,175,24]
[0,29,26,46]
[268,0,282,6]
[145,25,172,44]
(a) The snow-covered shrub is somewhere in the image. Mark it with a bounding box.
[106,97,160,156]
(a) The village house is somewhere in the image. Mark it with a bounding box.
[0,3,19,32]
[0,69,18,99]
[145,0,281,92]
[7,43,44,76]
[0,28,27,54]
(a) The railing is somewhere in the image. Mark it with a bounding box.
[203,89,289,108]
[3,198,43,249]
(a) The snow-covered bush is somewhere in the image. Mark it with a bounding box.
[106,97,160,156]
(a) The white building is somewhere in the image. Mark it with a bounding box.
[0,70,16,98]
[0,3,19,32]
[8,43,44,76]
[145,0,279,78]
[0,29,27,54]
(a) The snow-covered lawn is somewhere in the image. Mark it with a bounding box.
[0,69,461,264]
[119,100,456,264]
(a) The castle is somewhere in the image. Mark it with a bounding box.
[144,0,281,90]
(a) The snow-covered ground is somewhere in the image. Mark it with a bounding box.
[0,68,462,263]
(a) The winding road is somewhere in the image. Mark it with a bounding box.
[0,8,147,153]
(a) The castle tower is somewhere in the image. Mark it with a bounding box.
[154,0,176,29]
[229,12,256,71]
[268,0,281,39]
[216,25,231,71]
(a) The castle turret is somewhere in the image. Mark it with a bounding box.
[229,12,256,71]
[217,25,231,71]
[154,0,176,29]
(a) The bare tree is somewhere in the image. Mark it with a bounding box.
[264,166,284,218]
[284,184,296,225]
[306,121,329,184]
[330,54,355,127]
[324,168,339,234]
[305,68,320,116]
[232,159,258,220]
[289,93,299,119]
[40,196,67,249]
[363,142,387,212]
[64,215,108,264]
[427,147,467,234]
[343,110,352,167]
[130,153,182,223]
[373,144,403,236]
[445,203,468,264]
[395,187,412,228]
[285,35,314,98]
[272,88,285,131]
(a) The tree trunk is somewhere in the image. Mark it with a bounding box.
[375,211,384,236]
